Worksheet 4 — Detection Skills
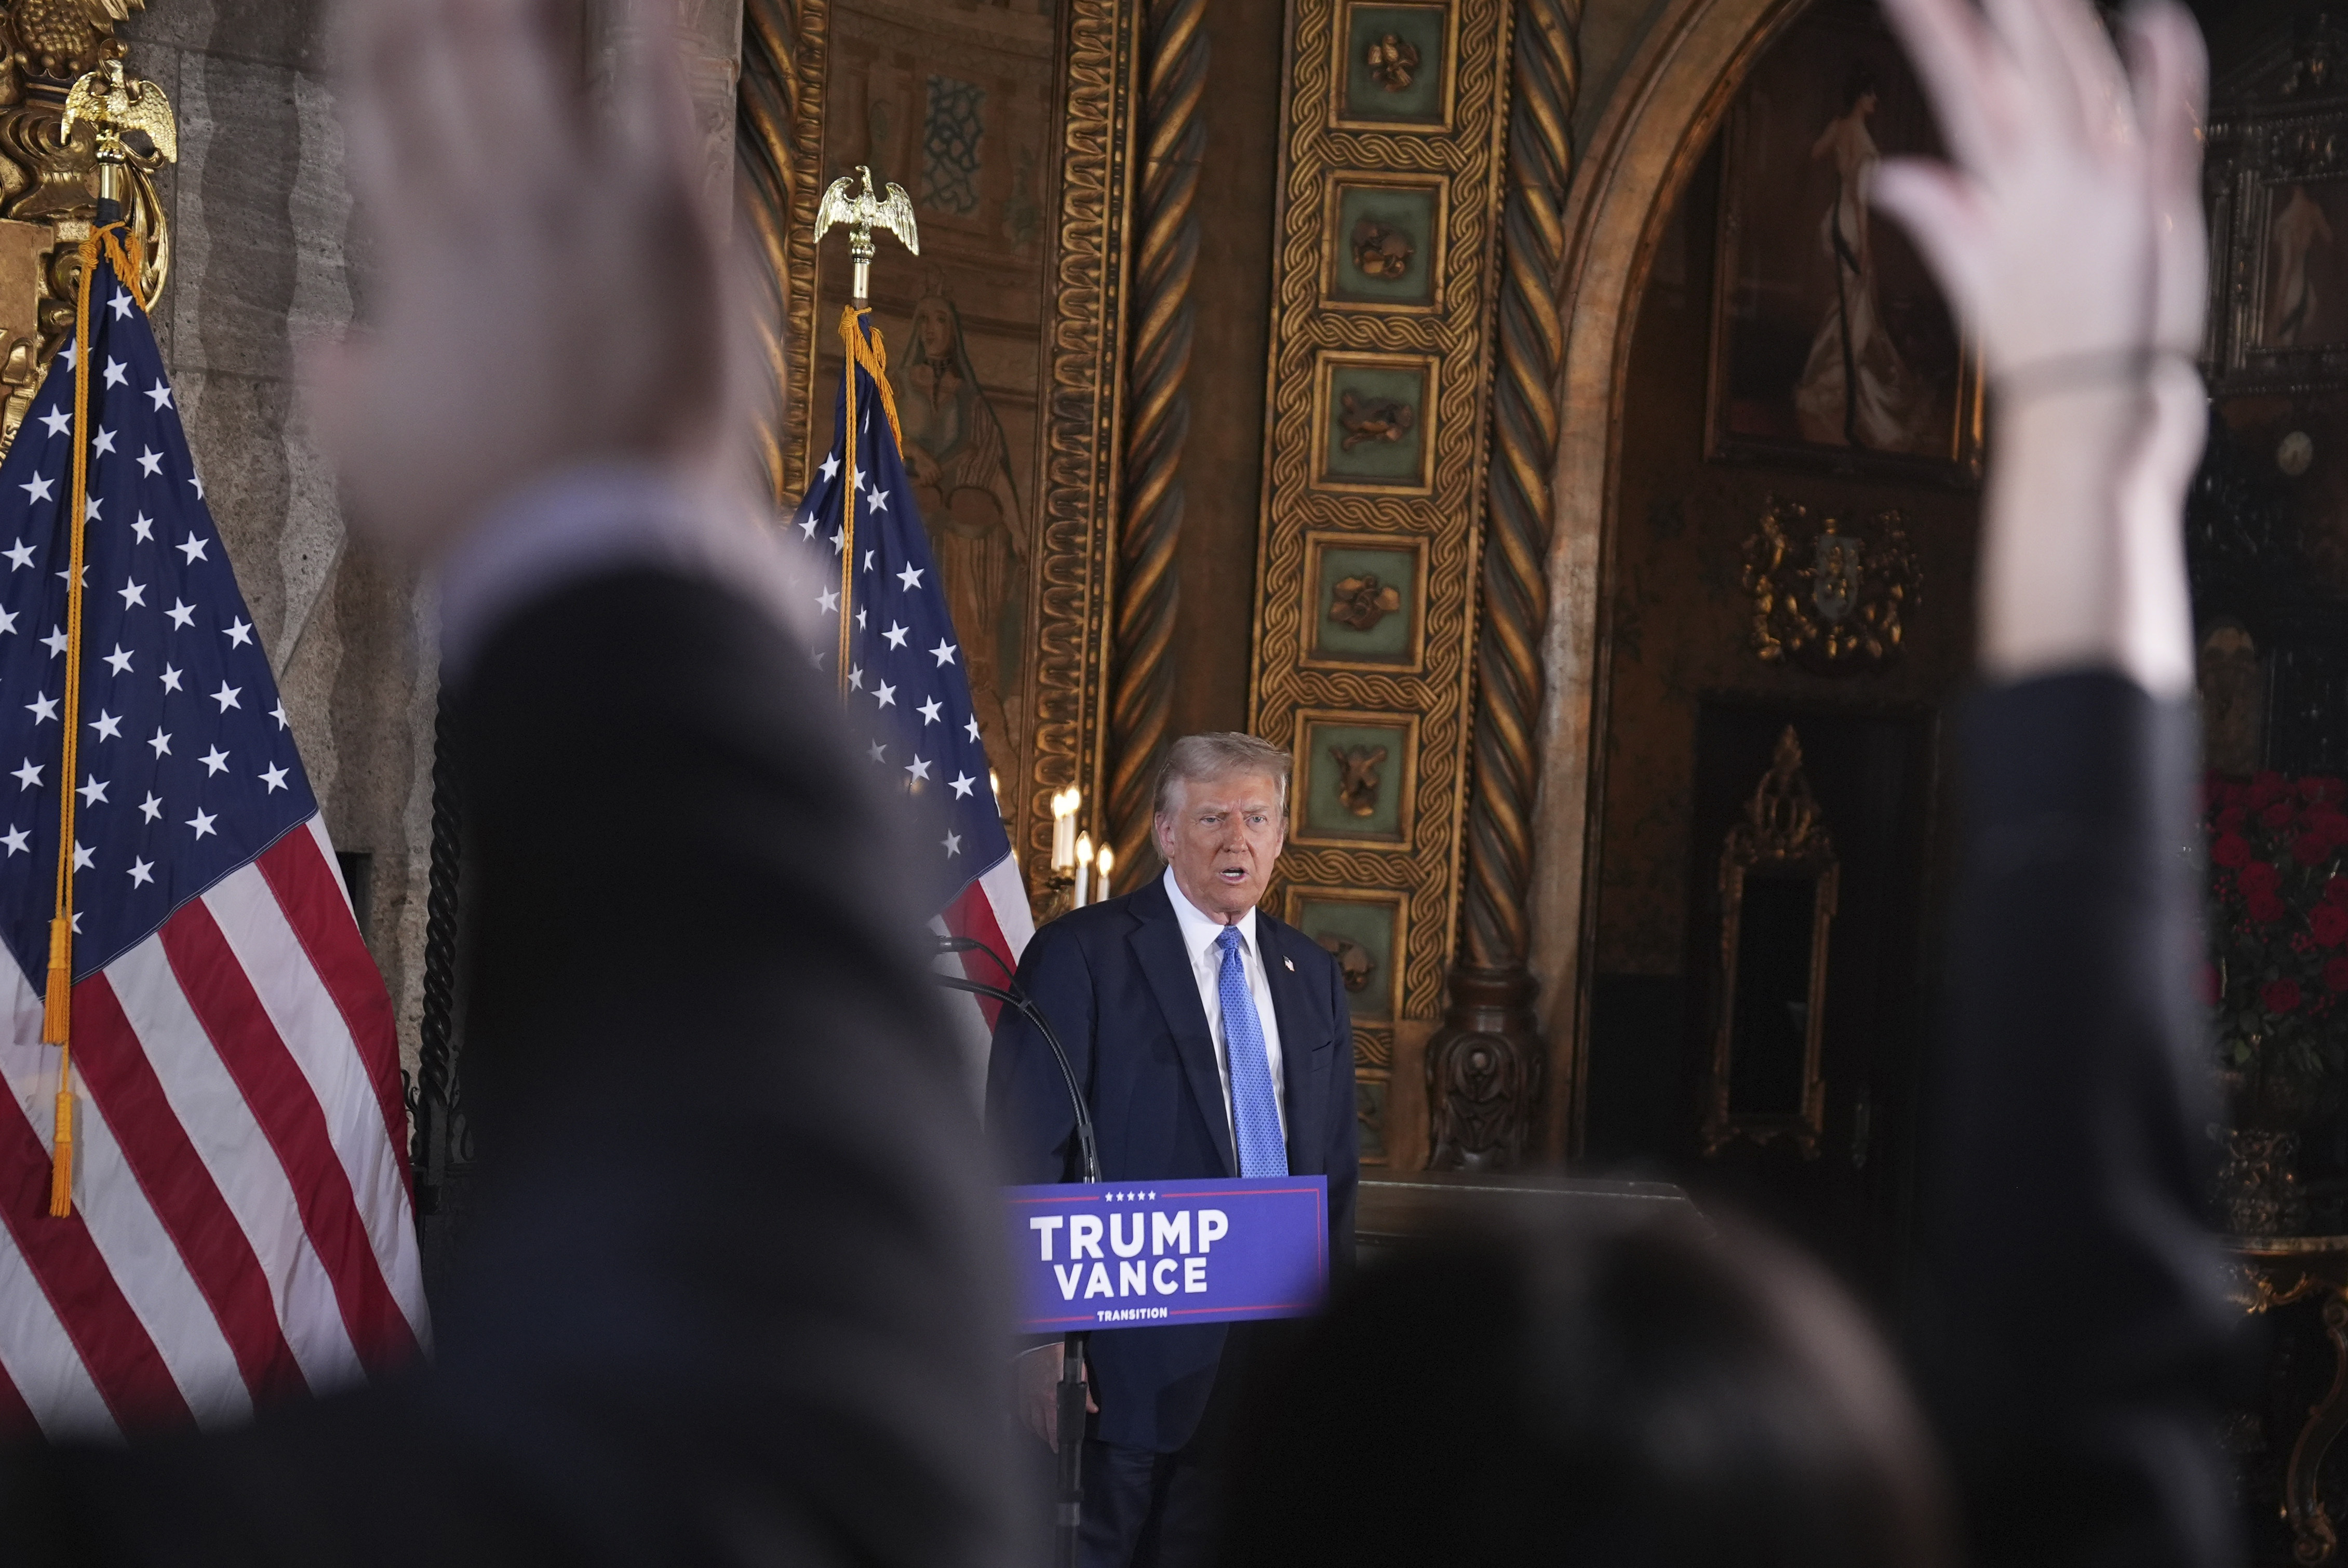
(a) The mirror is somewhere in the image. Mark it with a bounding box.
[1702,727,1837,1158]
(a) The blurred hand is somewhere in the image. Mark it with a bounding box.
[1016,1342,1095,1450]
[315,0,733,562]
[1874,0,2208,696]
[1871,0,2206,381]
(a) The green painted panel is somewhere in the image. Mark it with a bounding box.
[1296,896,1399,1021]
[1343,5,1447,125]
[1333,184,1438,305]
[1324,364,1427,486]
[1314,544,1416,663]
[1302,720,1408,841]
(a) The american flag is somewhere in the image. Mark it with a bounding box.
[783,311,1032,1044]
[0,243,425,1439]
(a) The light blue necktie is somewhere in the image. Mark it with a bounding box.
[1216,926,1289,1177]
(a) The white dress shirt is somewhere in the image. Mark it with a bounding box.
[1162,867,1287,1148]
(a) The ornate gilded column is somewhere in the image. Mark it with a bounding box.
[1105,0,1206,880]
[1425,0,1579,1170]
[735,0,828,506]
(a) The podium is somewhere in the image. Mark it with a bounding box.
[1357,1170,1696,1263]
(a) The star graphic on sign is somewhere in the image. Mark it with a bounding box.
[906,755,931,781]
[1,826,25,855]
[820,451,840,482]
[21,474,53,504]
[943,832,962,858]
[897,564,924,591]
[76,775,106,807]
[165,600,195,630]
[949,772,976,799]
[131,514,153,543]
[223,617,253,648]
[71,841,92,870]
[109,289,132,321]
[259,763,289,794]
[137,449,161,479]
[178,534,208,564]
[39,627,64,657]
[270,702,288,731]
[186,808,217,840]
[867,488,890,515]
[88,711,120,742]
[211,681,241,712]
[874,681,896,708]
[102,645,131,676]
[147,379,173,412]
[198,745,229,775]
[127,857,153,888]
[930,639,958,667]
[117,579,144,609]
[25,693,56,723]
[867,740,887,763]
[965,717,983,743]
[138,793,160,823]
[10,761,38,790]
[91,426,116,457]
[817,586,838,615]
[3,540,32,570]
[37,407,68,438]
[883,622,909,649]
[159,664,183,693]
[102,357,127,388]
[147,728,170,757]
[918,698,942,725]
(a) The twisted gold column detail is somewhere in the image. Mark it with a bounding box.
[736,0,828,506]
[1106,0,1207,877]
[1429,0,1580,1170]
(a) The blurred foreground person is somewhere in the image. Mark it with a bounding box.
[0,1,1020,1564]
[1222,0,2237,1565]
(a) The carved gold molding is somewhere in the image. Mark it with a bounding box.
[1250,0,1517,1155]
[736,0,827,506]
[1105,0,1204,883]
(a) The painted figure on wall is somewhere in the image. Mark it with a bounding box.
[1793,66,1928,451]
[894,278,1026,749]
[2269,184,2335,347]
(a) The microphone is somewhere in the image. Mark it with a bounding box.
[931,939,1101,1185]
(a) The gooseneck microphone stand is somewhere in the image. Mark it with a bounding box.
[933,936,1096,1568]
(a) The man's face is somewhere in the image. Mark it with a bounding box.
[1156,772,1286,924]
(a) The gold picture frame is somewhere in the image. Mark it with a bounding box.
[1701,727,1837,1159]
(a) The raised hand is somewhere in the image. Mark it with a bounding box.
[314,0,735,562]
[1872,0,2209,697]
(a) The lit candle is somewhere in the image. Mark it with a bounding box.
[1052,789,1080,870]
[1075,833,1093,906]
[1096,843,1115,902]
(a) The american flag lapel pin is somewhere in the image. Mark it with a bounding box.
[1284,957,1295,972]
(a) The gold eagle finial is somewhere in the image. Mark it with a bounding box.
[63,59,179,169]
[814,166,918,304]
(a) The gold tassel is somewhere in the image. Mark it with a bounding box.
[40,915,68,1042]
[47,1069,71,1218]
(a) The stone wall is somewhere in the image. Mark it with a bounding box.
[117,1,440,1084]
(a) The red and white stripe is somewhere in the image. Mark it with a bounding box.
[0,816,426,1441]
[935,854,1036,1092]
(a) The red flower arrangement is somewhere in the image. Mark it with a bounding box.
[2207,771,2348,1097]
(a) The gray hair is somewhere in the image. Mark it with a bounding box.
[1152,732,1292,817]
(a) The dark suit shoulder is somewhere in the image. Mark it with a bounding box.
[1258,910,1341,983]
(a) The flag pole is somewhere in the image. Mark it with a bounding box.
[813,168,917,698]
[43,63,174,1216]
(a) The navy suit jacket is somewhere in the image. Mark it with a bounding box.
[986,876,1359,1453]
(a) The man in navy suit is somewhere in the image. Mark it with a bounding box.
[987,732,1359,1567]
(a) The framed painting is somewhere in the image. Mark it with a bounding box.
[1705,0,1983,485]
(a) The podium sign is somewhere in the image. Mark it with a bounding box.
[1005,1176,1329,1332]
